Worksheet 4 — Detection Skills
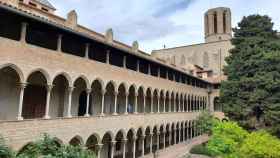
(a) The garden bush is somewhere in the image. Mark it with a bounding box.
[189,143,213,157]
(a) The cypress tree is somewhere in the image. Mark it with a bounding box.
[220,15,280,137]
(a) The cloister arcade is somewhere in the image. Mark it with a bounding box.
[17,120,201,158]
[0,64,208,121]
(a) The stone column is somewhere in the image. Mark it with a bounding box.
[169,96,171,112]
[148,64,151,75]
[85,43,90,58]
[156,132,160,150]
[44,84,53,119]
[157,68,160,78]
[101,89,106,116]
[198,97,200,111]
[17,83,27,120]
[113,91,118,115]
[132,137,137,158]
[106,50,110,64]
[125,92,129,115]
[163,96,166,113]
[178,96,181,112]
[150,94,154,113]
[163,131,166,149]
[136,60,140,72]
[96,144,103,158]
[67,86,74,118]
[174,127,177,144]
[169,129,172,146]
[134,92,138,114]
[141,135,145,157]
[110,141,116,158]
[186,126,189,140]
[183,125,185,141]
[123,56,127,68]
[178,127,181,143]
[57,34,63,52]
[173,98,176,112]
[85,88,91,117]
[143,94,146,114]
[186,96,189,112]
[157,96,160,113]
[190,126,193,139]
[20,22,28,43]
[149,133,153,153]
[122,139,127,158]
[182,96,185,112]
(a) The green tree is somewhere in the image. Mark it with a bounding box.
[220,15,280,137]
[196,111,218,135]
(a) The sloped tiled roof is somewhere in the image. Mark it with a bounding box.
[35,0,55,10]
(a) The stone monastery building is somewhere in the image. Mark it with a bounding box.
[0,0,227,158]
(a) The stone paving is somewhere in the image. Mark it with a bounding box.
[142,135,209,158]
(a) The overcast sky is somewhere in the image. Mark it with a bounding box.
[49,0,280,53]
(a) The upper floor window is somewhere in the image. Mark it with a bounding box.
[223,11,227,33]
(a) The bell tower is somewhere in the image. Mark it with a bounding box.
[204,7,232,43]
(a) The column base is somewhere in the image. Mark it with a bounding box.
[100,113,105,117]
[66,115,72,118]
[43,115,51,119]
[84,114,90,117]
[112,113,118,116]
[16,116,23,121]
[134,112,138,114]
[124,112,128,115]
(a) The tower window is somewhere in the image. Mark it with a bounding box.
[223,11,227,33]
[205,15,209,35]
[214,12,217,34]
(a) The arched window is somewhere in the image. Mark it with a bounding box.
[223,11,227,33]
[214,12,218,34]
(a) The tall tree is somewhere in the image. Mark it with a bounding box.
[220,15,280,137]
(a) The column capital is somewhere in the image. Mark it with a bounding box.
[114,91,118,96]
[135,92,138,97]
[68,86,75,93]
[96,144,103,150]
[101,89,106,95]
[18,82,27,89]
[132,136,137,141]
[121,138,128,143]
[46,84,53,92]
[86,88,92,94]
[111,141,117,145]
[125,91,129,96]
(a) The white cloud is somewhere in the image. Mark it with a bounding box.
[49,0,280,53]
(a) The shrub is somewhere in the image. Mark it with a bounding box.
[196,110,218,135]
[206,121,248,156]
[237,131,280,158]
[189,143,213,156]
[17,134,96,158]
[0,137,15,158]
